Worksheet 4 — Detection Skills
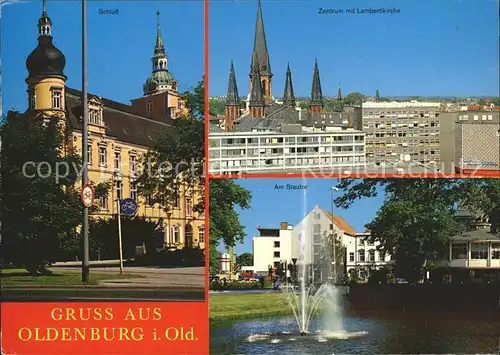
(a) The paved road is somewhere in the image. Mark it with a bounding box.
[53,266,204,288]
[1,286,205,302]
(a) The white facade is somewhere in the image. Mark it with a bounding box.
[251,224,295,274]
[343,232,392,276]
[208,129,366,174]
[448,227,500,269]
[220,253,231,273]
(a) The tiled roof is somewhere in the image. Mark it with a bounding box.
[320,209,357,236]
[65,87,174,148]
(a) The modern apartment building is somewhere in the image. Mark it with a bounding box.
[439,110,500,175]
[208,126,366,174]
[362,101,442,166]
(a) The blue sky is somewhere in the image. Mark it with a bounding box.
[228,179,385,255]
[209,0,499,98]
[2,0,204,114]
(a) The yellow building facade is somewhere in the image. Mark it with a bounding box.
[24,2,204,250]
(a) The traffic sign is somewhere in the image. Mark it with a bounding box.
[120,198,138,216]
[81,184,94,207]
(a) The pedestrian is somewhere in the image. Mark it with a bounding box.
[222,277,227,292]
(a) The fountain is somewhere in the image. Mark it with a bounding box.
[281,179,345,336]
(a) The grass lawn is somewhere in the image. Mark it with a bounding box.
[0,268,144,286]
[210,292,293,322]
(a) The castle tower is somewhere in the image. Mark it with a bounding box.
[248,60,265,118]
[309,59,323,113]
[25,0,67,120]
[282,63,295,107]
[249,0,272,103]
[224,60,241,131]
[143,11,177,96]
[131,11,185,118]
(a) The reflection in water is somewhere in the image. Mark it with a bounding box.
[210,311,500,355]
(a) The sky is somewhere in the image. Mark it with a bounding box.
[1,0,204,114]
[209,0,499,98]
[227,178,385,255]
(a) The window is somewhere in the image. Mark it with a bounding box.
[99,147,107,167]
[367,240,374,246]
[273,251,280,258]
[29,89,36,110]
[274,241,280,248]
[358,249,365,262]
[130,155,137,174]
[451,243,467,259]
[186,198,192,217]
[147,100,153,112]
[87,145,92,165]
[368,250,375,262]
[358,238,364,246]
[379,251,385,261]
[491,242,500,259]
[115,181,122,200]
[313,224,321,234]
[130,182,138,201]
[314,212,321,219]
[99,195,108,210]
[349,252,354,262]
[173,187,180,208]
[172,225,180,244]
[114,152,121,170]
[146,194,153,206]
[51,88,62,109]
[198,226,205,244]
[471,242,488,259]
[89,109,101,125]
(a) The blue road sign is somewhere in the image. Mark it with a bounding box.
[120,198,138,216]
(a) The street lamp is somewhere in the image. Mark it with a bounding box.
[331,186,340,284]
[81,0,90,284]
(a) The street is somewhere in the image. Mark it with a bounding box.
[1,266,206,302]
[1,286,205,302]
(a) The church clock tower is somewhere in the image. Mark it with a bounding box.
[25,0,67,120]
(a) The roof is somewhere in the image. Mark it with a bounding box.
[320,209,357,236]
[451,228,500,242]
[65,87,174,148]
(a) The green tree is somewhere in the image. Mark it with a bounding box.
[343,92,364,105]
[181,77,205,119]
[235,252,253,271]
[89,216,165,260]
[209,98,225,116]
[0,112,82,274]
[334,179,474,283]
[138,78,204,211]
[477,98,486,106]
[209,179,251,274]
[490,97,500,106]
[298,101,309,109]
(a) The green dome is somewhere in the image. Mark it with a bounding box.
[143,70,176,95]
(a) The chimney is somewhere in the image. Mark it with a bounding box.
[280,222,288,230]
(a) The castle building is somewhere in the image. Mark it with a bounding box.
[20,1,204,250]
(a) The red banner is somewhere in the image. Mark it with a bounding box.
[0,302,208,355]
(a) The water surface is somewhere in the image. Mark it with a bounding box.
[210,310,500,354]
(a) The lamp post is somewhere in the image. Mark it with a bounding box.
[81,0,89,283]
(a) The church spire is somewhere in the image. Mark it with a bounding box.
[249,0,272,102]
[337,82,342,100]
[249,60,265,117]
[375,87,380,102]
[226,60,239,105]
[224,60,241,130]
[309,59,323,112]
[282,63,295,107]
[251,0,271,76]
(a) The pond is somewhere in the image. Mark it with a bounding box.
[210,310,500,354]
